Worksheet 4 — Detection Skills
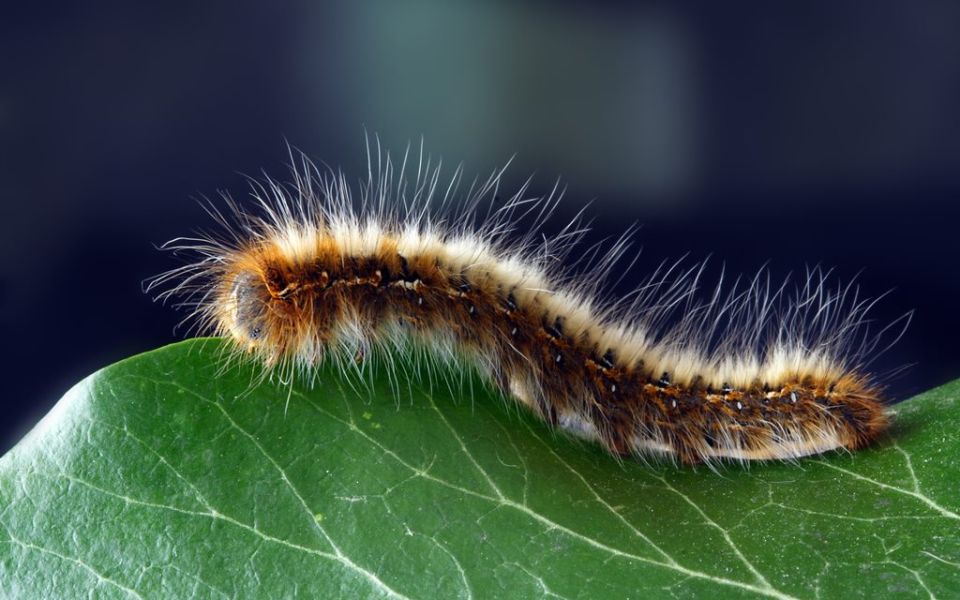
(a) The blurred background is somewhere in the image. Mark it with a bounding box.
[1,1,958,453]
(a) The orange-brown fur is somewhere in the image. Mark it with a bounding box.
[218,235,888,465]
[151,145,900,465]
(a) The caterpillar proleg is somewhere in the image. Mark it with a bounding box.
[149,142,907,465]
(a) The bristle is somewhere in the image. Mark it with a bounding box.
[148,140,908,465]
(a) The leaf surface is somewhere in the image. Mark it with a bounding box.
[1,339,957,599]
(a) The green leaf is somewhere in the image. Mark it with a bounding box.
[1,339,957,599]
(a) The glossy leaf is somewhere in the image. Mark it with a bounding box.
[1,339,957,598]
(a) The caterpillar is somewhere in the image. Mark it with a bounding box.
[149,141,908,465]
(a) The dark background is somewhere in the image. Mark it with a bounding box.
[2,2,958,453]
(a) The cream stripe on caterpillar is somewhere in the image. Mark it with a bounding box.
[148,141,908,465]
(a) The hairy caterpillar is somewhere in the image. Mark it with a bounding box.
[149,142,907,465]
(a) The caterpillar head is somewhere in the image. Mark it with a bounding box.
[224,270,272,349]
[221,264,328,367]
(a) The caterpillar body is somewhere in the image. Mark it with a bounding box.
[151,143,904,465]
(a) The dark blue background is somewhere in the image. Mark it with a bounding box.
[2,2,958,452]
